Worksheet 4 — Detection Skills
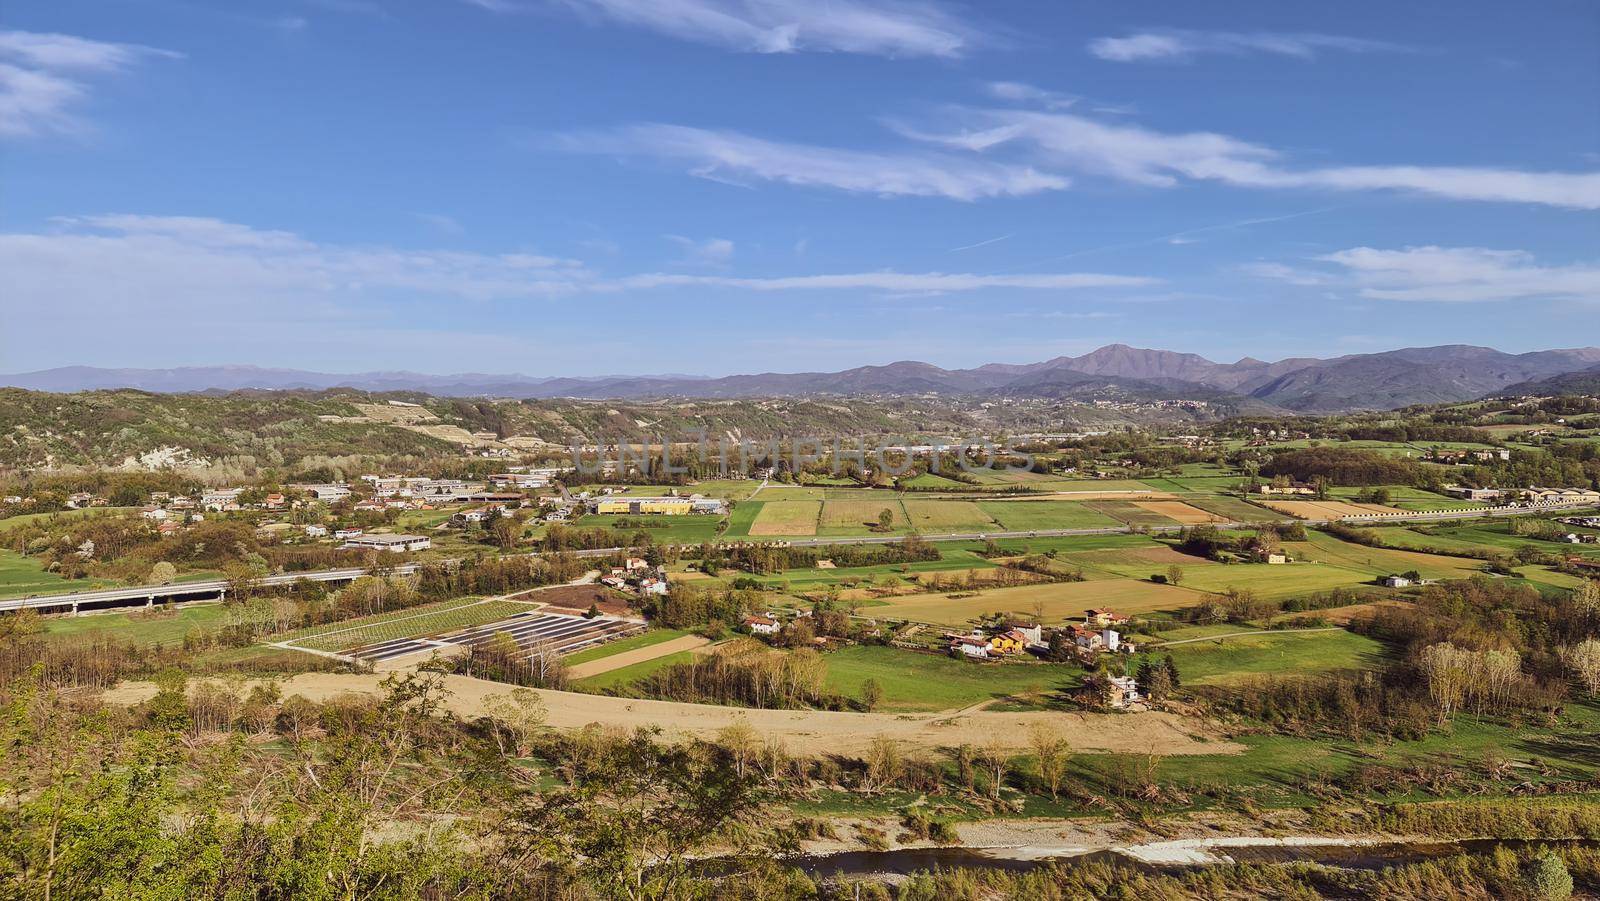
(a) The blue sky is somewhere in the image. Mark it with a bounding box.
[2,0,1597,376]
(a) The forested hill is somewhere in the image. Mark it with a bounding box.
[0,388,996,469]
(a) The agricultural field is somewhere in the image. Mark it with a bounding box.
[558,513,725,544]
[1083,500,1180,528]
[1157,628,1390,685]
[1286,530,1486,581]
[818,499,903,535]
[563,627,693,667]
[899,499,998,532]
[573,649,699,690]
[1183,494,1278,522]
[1326,486,1485,512]
[277,597,526,653]
[1132,500,1226,524]
[870,578,1209,627]
[975,499,1124,531]
[820,645,1083,712]
[1172,560,1389,601]
[746,500,821,536]
[721,500,763,538]
[1259,499,1407,519]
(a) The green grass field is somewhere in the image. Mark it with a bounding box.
[1288,530,1485,581]
[574,650,697,690]
[976,500,1124,531]
[0,550,115,599]
[1157,628,1390,685]
[279,596,524,652]
[722,501,763,538]
[0,507,140,529]
[873,578,1209,626]
[900,499,997,532]
[563,627,692,665]
[818,499,904,536]
[822,645,1082,712]
[561,514,726,544]
[1172,561,1385,600]
[42,602,230,647]
[747,500,821,536]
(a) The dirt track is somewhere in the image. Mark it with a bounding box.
[565,635,712,679]
[104,673,1243,757]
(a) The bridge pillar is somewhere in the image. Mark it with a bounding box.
[71,602,80,617]
[147,595,155,608]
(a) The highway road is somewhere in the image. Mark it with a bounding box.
[5,501,1592,614]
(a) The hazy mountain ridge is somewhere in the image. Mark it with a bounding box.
[6,344,1599,412]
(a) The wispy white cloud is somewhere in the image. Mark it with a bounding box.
[949,233,1012,252]
[1,215,1149,330]
[533,0,984,57]
[984,81,1076,109]
[665,234,735,266]
[616,271,1153,292]
[901,108,1600,209]
[556,123,1068,200]
[1088,29,1409,63]
[0,31,179,138]
[1248,245,1600,303]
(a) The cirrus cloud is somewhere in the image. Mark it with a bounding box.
[1250,245,1600,303]
[1088,29,1410,63]
[0,31,179,138]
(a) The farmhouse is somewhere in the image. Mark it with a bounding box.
[949,635,992,659]
[342,533,431,553]
[1085,608,1130,628]
[1382,574,1413,588]
[1256,483,1315,496]
[743,614,781,636]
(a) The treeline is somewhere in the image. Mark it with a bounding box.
[635,640,841,709]
[1261,447,1423,486]
[700,536,940,575]
[1204,576,1597,740]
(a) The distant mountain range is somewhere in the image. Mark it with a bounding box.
[7,344,1600,413]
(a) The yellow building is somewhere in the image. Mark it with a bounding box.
[594,496,695,515]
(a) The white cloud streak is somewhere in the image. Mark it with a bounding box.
[557,123,1069,200]
[1088,29,1408,63]
[1249,246,1600,303]
[902,108,1600,209]
[665,234,735,265]
[0,215,1148,325]
[541,0,983,57]
[0,31,179,138]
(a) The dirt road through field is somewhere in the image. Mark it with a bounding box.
[104,673,1243,757]
[566,635,712,679]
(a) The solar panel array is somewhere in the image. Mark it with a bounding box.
[347,610,644,663]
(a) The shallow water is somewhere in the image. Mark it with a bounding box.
[793,837,1600,878]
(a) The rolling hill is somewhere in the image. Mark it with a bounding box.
[7,344,1598,412]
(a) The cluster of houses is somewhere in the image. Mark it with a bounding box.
[1424,448,1512,464]
[947,608,1136,665]
[599,557,670,597]
[1255,482,1316,496]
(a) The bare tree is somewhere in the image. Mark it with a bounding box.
[1028,724,1070,800]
